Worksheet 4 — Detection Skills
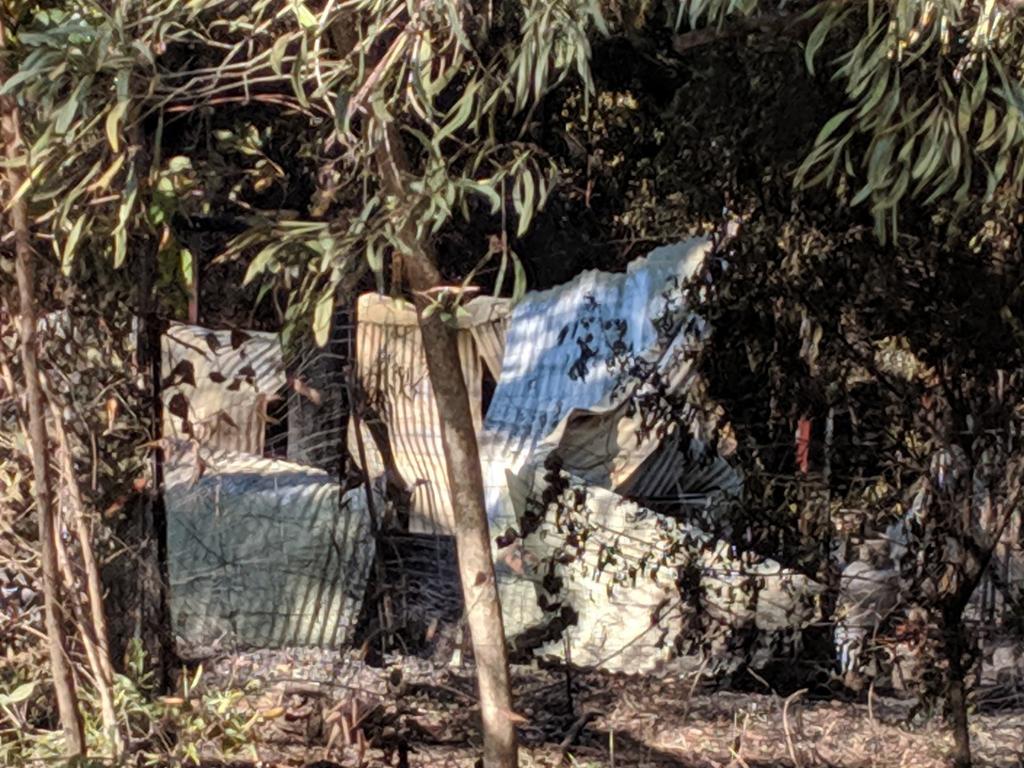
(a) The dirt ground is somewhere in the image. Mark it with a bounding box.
[192,649,1024,768]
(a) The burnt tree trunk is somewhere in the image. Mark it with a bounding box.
[1,22,87,755]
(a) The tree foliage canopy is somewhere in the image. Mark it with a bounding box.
[3,1,1019,324]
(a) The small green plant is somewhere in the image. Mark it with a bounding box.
[143,661,262,767]
[0,661,66,764]
[0,639,262,767]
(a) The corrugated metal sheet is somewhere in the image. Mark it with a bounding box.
[349,241,739,537]
[162,323,286,455]
[349,294,510,534]
[505,466,822,672]
[164,444,373,656]
[479,237,740,534]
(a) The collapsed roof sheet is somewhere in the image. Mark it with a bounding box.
[479,237,740,533]
[503,466,822,673]
[349,240,739,536]
[349,294,510,534]
[162,323,285,455]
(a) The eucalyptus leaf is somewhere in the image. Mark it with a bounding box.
[0,683,36,707]
[105,100,129,151]
[61,214,87,275]
[313,290,334,347]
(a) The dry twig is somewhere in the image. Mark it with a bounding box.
[782,688,807,768]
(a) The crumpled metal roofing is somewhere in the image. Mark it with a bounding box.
[479,237,741,533]
[349,240,741,536]
[344,241,768,672]
[503,466,822,673]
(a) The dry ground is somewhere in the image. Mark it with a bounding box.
[192,650,1024,768]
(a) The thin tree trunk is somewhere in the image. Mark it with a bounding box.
[376,132,518,768]
[132,123,173,689]
[939,484,1021,768]
[943,613,971,768]
[1,22,87,755]
[50,402,121,754]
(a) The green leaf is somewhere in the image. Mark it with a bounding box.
[54,96,79,137]
[434,80,478,147]
[957,84,974,136]
[61,214,87,275]
[293,1,318,30]
[463,178,501,213]
[244,244,281,285]
[804,6,839,77]
[0,51,60,95]
[180,249,194,286]
[255,281,275,309]
[866,136,894,188]
[114,228,127,268]
[365,238,383,275]
[689,0,710,28]
[93,154,125,191]
[515,170,536,237]
[813,107,856,147]
[897,136,916,165]
[168,156,191,173]
[911,133,942,180]
[0,682,36,706]
[589,1,609,37]
[970,60,989,114]
[54,80,87,135]
[511,251,527,303]
[370,95,390,122]
[850,181,874,207]
[533,40,551,103]
[977,103,1000,151]
[313,290,334,347]
[877,168,910,209]
[799,142,845,189]
[856,70,890,120]
[113,167,138,268]
[270,36,289,76]
[494,250,508,297]
[985,154,1009,198]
